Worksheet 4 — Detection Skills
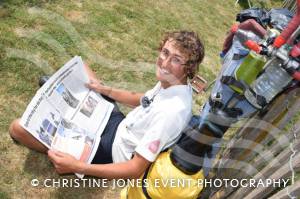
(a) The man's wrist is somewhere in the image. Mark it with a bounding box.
[76,161,88,174]
[104,86,113,97]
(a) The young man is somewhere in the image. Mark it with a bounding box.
[9,31,205,179]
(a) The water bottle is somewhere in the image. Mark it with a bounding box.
[234,51,266,89]
[244,57,292,108]
[228,30,266,94]
[235,29,262,47]
[234,30,280,91]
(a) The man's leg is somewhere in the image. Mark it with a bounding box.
[9,119,47,153]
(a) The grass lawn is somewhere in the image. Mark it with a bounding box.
[0,0,284,198]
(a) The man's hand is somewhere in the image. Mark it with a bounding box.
[85,78,100,89]
[48,150,84,174]
[83,63,111,95]
[80,153,151,179]
[85,79,112,96]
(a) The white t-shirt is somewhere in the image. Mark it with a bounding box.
[112,82,192,162]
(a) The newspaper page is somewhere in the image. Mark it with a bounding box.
[20,56,114,178]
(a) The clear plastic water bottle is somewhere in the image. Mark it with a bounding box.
[235,29,262,47]
[245,57,292,108]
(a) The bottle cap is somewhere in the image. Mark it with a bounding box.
[273,36,286,48]
[244,40,261,53]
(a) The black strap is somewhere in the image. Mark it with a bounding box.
[286,67,297,76]
[209,96,223,109]
[141,166,152,199]
[221,76,247,92]
[209,95,244,117]
[232,53,248,60]
[209,98,243,117]
[223,107,243,117]
[248,87,267,107]
[221,76,267,108]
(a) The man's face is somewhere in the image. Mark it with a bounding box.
[156,39,188,88]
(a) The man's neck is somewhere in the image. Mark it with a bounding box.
[160,80,187,89]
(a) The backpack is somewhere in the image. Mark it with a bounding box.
[267,8,294,31]
[236,7,268,27]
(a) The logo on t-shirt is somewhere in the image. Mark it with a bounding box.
[148,140,160,154]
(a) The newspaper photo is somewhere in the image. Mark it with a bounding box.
[19,56,114,178]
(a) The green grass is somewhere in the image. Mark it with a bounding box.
[238,0,283,8]
[0,0,287,198]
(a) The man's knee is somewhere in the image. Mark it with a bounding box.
[9,119,23,141]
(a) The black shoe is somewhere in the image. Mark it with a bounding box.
[39,76,50,87]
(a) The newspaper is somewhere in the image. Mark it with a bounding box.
[20,56,114,178]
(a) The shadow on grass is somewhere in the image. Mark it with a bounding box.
[0,188,11,199]
[54,184,106,198]
[23,151,106,198]
[23,150,54,178]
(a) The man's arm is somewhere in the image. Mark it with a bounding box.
[84,63,143,107]
[81,153,151,179]
[48,150,151,179]
[97,86,144,108]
